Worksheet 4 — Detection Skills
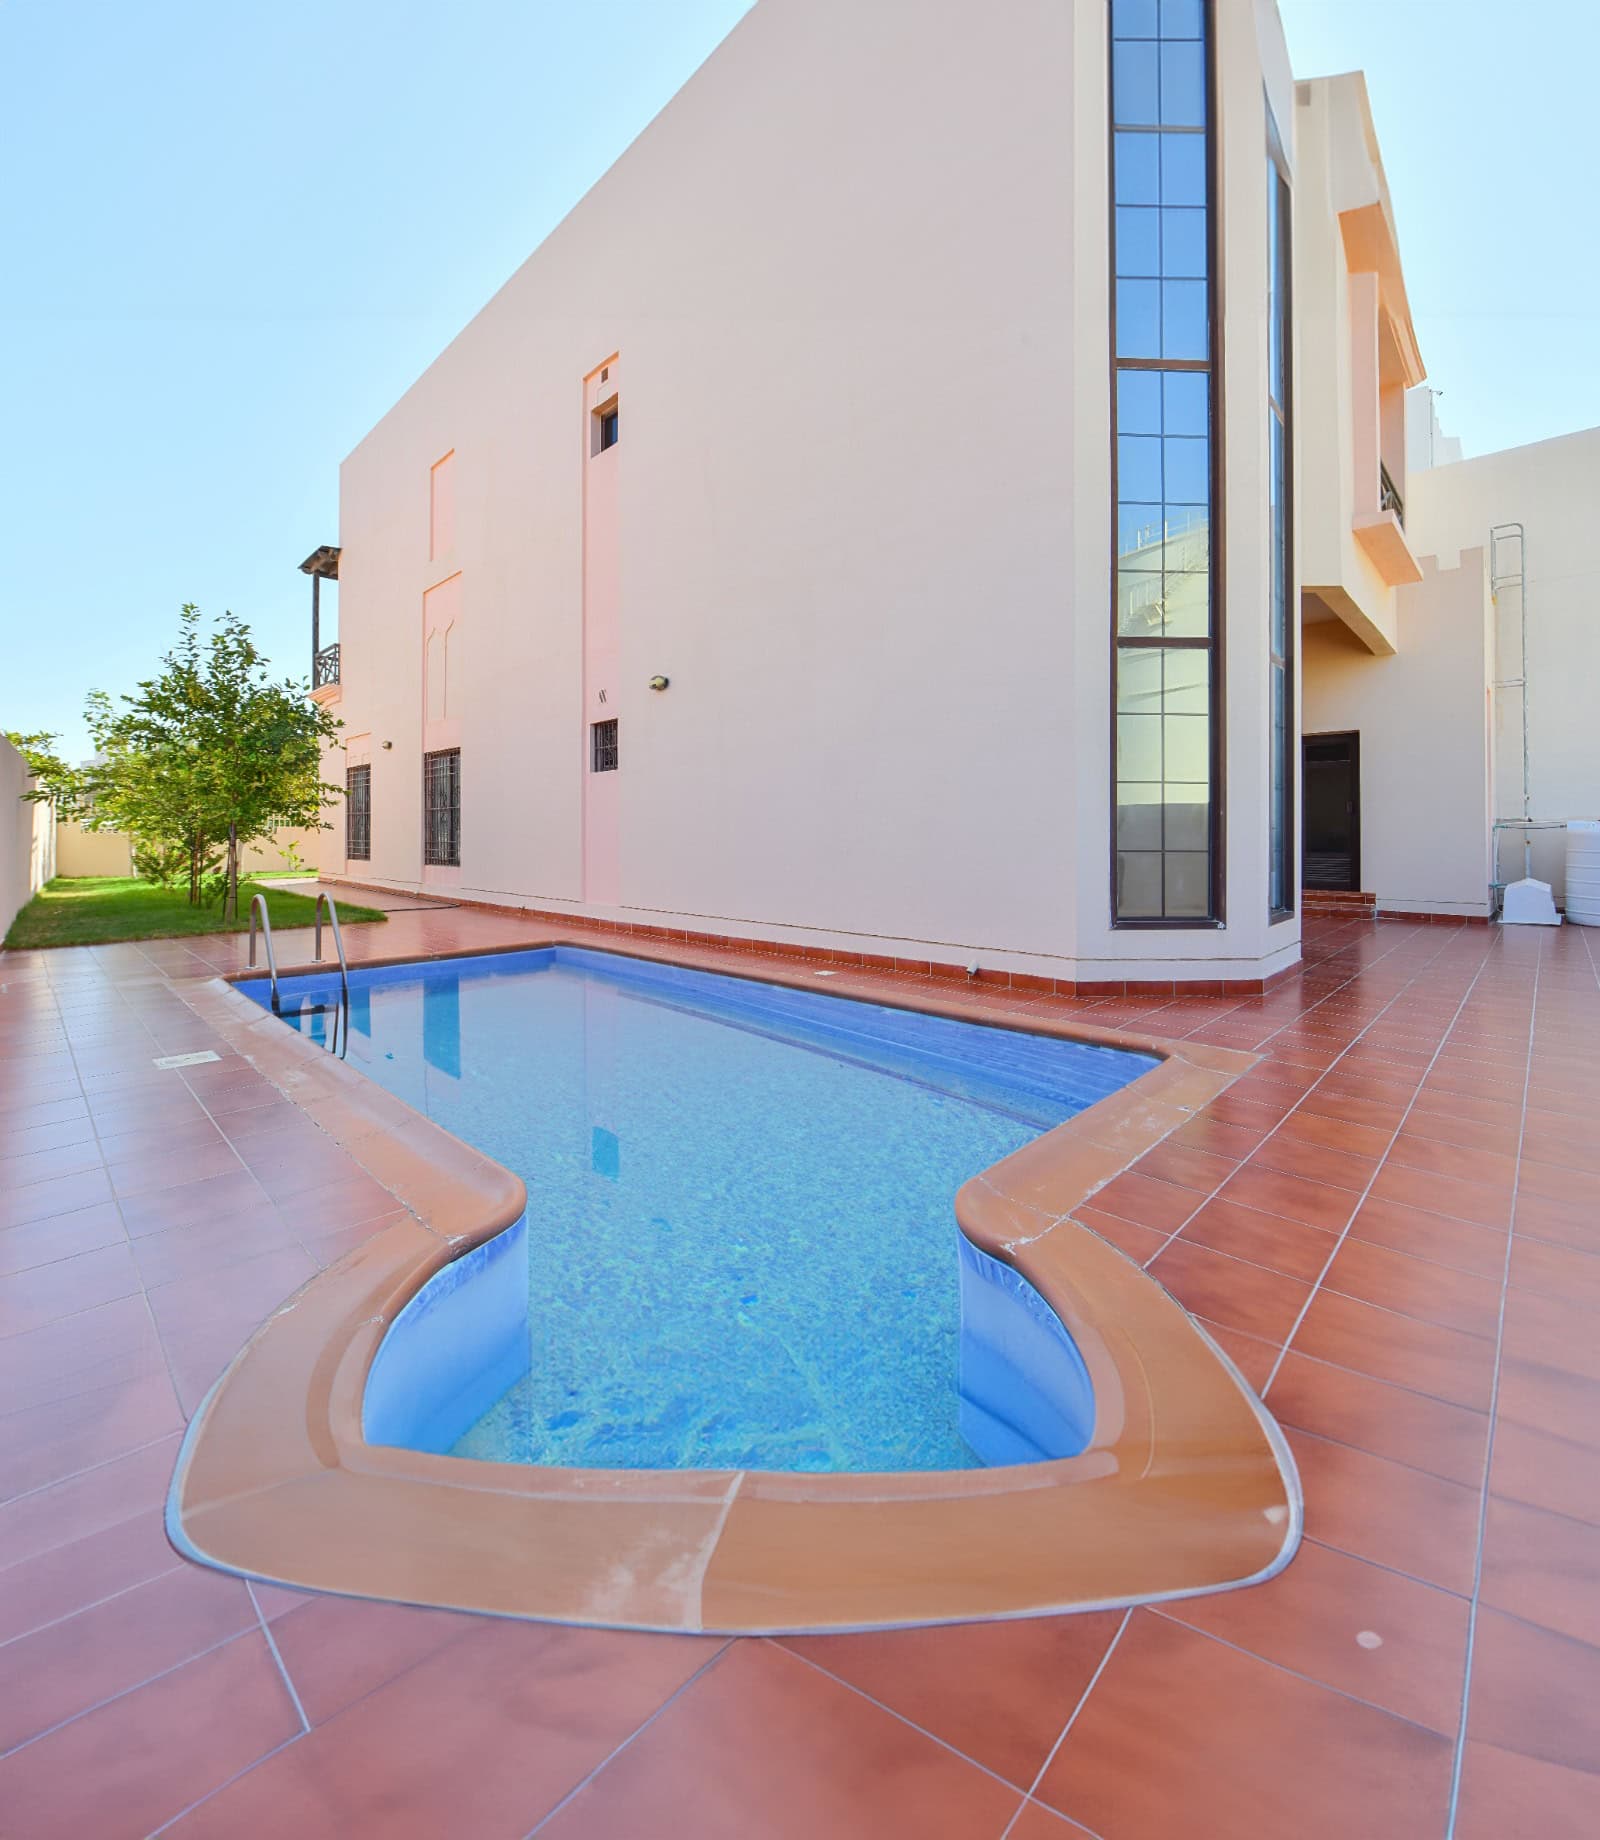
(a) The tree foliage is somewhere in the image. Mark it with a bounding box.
[3,731,87,815]
[82,604,342,917]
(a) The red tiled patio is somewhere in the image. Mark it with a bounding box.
[1,906,1595,1837]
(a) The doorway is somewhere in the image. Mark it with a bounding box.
[1303,731,1360,892]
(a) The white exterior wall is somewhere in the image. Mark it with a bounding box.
[1407,429,1600,903]
[329,0,1296,983]
[1302,552,1495,916]
[1,738,56,939]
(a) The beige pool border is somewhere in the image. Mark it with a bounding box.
[167,937,1301,1634]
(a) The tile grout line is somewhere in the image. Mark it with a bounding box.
[1443,924,1548,1839]
[521,1639,737,1836]
[143,1732,307,1838]
[245,1580,312,1736]
[999,1608,1134,1839]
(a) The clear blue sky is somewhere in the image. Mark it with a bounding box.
[4,0,1594,762]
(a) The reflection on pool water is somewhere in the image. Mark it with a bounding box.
[248,948,1156,1474]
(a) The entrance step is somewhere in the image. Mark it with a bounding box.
[1303,890,1377,919]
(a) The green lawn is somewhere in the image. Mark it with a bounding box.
[4,876,388,950]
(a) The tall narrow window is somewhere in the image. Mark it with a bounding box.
[346,764,371,862]
[1267,116,1294,916]
[591,719,618,773]
[423,749,460,866]
[1110,0,1219,924]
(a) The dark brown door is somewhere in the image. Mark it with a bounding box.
[1303,732,1360,892]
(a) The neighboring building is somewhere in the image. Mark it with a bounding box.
[306,0,1596,981]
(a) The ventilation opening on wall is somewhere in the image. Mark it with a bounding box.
[591,719,619,773]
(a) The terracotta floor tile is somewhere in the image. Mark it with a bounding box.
[1480,1495,1600,1649]
[0,1166,113,1233]
[1367,1161,1514,1231]
[0,1505,181,1645]
[0,1632,300,1840]
[1323,1236,1502,1339]
[1035,1611,1451,1840]
[781,1611,1124,1789]
[0,1201,127,1277]
[1402,1104,1523,1159]
[1154,1537,1468,1735]
[1130,1139,1237,1195]
[0,1292,166,1415]
[116,1167,270,1237]
[1218,1162,1356,1233]
[0,1431,183,1570]
[0,1137,104,1187]
[1516,1156,1600,1212]
[131,1205,305,1290]
[1194,1317,1279,1391]
[1291,1288,1495,1411]
[0,1369,183,1503]
[0,1563,258,1753]
[1297,1086,1410,1133]
[1247,1131,1378,1194]
[533,1641,1018,1840]
[1507,1234,1600,1311]
[1386,1130,1519,1192]
[1501,1289,1600,1384]
[1265,1351,1488,1488]
[1285,1428,1480,1595]
[1171,1115,1268,1160]
[145,1243,318,1346]
[1454,1738,1598,1840]
[269,1593,477,1727]
[0,1239,142,1338]
[1276,1107,1395,1160]
[1512,1188,1600,1255]
[1146,1237,1311,1342]
[1348,1194,1509,1279]
[1490,1419,1600,1526]
[1082,1170,1200,1234]
[1464,1609,1600,1775]
[170,1627,738,1840]
[107,1138,243,1200]
[1177,1195,1335,1282]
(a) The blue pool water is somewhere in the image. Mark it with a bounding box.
[249,948,1155,1473]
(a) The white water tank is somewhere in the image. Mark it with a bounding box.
[1565,821,1600,926]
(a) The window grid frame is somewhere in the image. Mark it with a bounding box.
[1108,0,1225,930]
[1267,109,1295,921]
[422,748,461,868]
[591,718,619,774]
[345,764,371,863]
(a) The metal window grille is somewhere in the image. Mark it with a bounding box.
[591,719,619,773]
[423,749,460,866]
[346,765,371,861]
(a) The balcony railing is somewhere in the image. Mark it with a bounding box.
[1379,461,1404,528]
[314,642,341,689]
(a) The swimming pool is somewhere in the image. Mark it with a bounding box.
[248,947,1156,1475]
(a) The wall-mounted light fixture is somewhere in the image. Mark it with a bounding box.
[649,675,670,693]
[382,740,394,750]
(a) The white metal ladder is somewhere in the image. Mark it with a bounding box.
[247,892,351,1056]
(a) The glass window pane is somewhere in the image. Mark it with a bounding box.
[1117,369,1162,435]
[1162,647,1209,715]
[1160,133,1206,206]
[1114,41,1160,126]
[1115,206,1161,278]
[1160,567,1210,638]
[1117,852,1164,917]
[1117,795,1163,851]
[1117,571,1164,637]
[1165,798,1210,853]
[1119,434,1163,502]
[1117,714,1163,781]
[1162,370,1208,436]
[1163,433,1208,503]
[1117,647,1165,715]
[1159,0,1203,39]
[1159,42,1206,127]
[1115,131,1160,205]
[1118,502,1166,560]
[1113,0,1160,38]
[1161,206,1207,278]
[1162,280,1208,360]
[1164,713,1210,783]
[1116,279,1161,358]
[1164,851,1211,916]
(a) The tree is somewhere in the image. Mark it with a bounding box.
[4,731,87,816]
[85,605,343,917]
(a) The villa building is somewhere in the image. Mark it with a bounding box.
[307,0,1598,985]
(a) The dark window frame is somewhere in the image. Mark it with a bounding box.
[345,763,371,862]
[1267,105,1295,920]
[422,748,460,867]
[591,718,619,773]
[1107,0,1225,930]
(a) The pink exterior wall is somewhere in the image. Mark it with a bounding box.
[327,0,1299,983]
[582,359,621,908]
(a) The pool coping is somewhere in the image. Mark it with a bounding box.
[166,937,1302,1633]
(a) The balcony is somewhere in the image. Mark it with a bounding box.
[314,642,341,689]
[1379,460,1405,526]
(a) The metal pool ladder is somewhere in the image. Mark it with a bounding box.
[313,892,352,1060]
[247,894,282,1014]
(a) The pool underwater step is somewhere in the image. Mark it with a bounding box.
[167,942,1300,1632]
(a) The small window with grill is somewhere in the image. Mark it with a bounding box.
[423,749,460,866]
[592,396,619,456]
[346,764,371,861]
[591,719,618,773]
